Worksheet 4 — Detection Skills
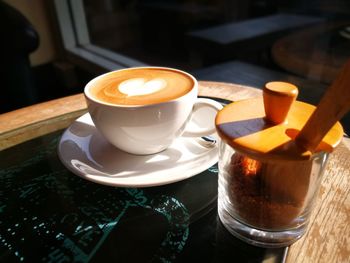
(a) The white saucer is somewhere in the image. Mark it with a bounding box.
[58,113,218,187]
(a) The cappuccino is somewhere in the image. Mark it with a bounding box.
[84,66,223,154]
[89,67,194,105]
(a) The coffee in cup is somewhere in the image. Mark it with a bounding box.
[84,67,222,155]
[89,67,194,106]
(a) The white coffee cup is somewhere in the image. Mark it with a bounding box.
[84,67,222,155]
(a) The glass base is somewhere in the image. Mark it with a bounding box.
[218,202,305,248]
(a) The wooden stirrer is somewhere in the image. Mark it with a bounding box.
[295,59,350,152]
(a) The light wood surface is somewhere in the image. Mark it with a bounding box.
[0,81,349,263]
[0,94,87,150]
[287,139,350,263]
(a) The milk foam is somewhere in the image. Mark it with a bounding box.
[118,78,166,97]
[91,68,193,105]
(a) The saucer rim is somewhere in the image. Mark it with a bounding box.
[58,113,218,188]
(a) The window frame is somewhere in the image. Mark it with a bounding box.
[53,0,147,73]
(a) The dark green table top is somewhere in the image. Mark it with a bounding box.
[0,129,286,262]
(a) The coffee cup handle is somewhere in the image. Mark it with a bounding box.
[182,98,223,137]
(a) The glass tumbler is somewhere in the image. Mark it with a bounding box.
[217,141,329,248]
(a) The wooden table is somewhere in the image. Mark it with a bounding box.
[0,81,349,263]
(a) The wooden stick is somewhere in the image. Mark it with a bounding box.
[295,59,350,152]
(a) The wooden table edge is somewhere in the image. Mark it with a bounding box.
[0,81,261,150]
[0,93,87,150]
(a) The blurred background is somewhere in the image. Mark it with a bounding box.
[1,0,349,132]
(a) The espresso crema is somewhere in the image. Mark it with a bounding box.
[90,68,194,105]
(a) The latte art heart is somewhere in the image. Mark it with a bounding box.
[119,78,166,97]
[89,68,194,105]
